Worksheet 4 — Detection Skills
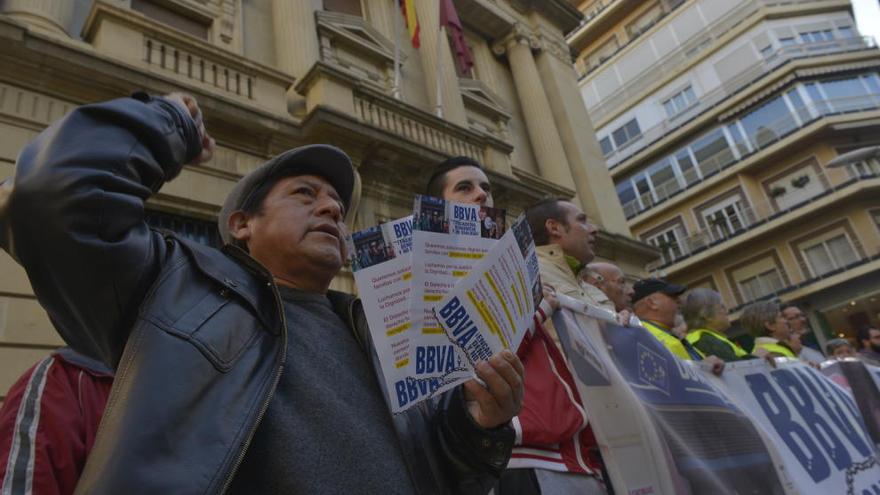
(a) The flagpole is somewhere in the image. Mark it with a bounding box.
[436,24,445,118]
[392,0,402,99]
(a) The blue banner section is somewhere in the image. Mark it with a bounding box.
[603,323,734,408]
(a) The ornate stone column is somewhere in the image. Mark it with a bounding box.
[1,0,75,36]
[533,34,632,235]
[271,0,319,78]
[414,0,467,126]
[494,25,574,188]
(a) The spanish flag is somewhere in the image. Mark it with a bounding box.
[400,0,420,48]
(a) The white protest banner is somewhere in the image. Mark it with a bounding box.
[348,216,444,413]
[433,215,541,365]
[821,359,880,447]
[716,358,880,494]
[553,309,793,495]
[409,195,505,382]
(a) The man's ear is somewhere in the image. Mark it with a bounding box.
[545,218,562,241]
[228,211,253,246]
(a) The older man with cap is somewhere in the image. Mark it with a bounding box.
[632,279,725,374]
[2,93,523,494]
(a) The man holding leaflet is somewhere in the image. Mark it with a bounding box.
[4,93,523,494]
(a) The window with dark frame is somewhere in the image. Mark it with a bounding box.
[131,0,209,40]
[323,0,363,17]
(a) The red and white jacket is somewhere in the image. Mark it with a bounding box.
[0,348,113,495]
[509,307,604,480]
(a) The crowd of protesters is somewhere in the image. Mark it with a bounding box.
[0,93,877,494]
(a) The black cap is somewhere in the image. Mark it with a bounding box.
[218,144,355,245]
[631,278,687,305]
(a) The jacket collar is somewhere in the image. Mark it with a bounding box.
[536,244,575,273]
[170,236,280,332]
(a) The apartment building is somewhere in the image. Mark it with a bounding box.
[570,0,880,347]
[0,0,656,404]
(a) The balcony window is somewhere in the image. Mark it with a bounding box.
[611,118,642,150]
[617,181,639,217]
[625,2,663,39]
[739,269,784,302]
[662,85,697,118]
[647,226,687,265]
[726,123,752,156]
[799,29,834,44]
[865,74,880,94]
[647,158,681,202]
[779,37,796,47]
[673,148,701,186]
[785,88,813,123]
[691,129,735,178]
[838,26,855,38]
[702,195,750,241]
[600,136,614,156]
[801,234,858,277]
[739,96,797,150]
[821,77,874,112]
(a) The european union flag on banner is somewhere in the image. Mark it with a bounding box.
[637,343,669,396]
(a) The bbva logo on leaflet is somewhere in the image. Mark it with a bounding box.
[453,205,477,221]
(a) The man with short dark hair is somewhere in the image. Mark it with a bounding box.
[425,156,493,206]
[510,198,611,494]
[4,94,523,494]
[857,326,880,366]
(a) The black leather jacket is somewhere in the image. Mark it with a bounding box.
[4,95,513,494]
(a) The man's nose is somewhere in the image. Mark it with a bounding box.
[473,188,488,204]
[315,192,342,220]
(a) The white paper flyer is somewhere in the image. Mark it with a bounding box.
[410,195,506,383]
[348,215,445,413]
[433,215,541,365]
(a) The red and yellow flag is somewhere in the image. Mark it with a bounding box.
[400,0,420,48]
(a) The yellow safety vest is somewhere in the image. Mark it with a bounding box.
[686,328,749,358]
[754,341,797,358]
[642,321,704,361]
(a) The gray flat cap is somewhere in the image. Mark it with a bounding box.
[218,144,355,245]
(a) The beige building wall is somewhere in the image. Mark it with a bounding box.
[0,0,652,405]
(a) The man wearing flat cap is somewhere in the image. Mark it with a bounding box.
[632,278,725,374]
[2,93,522,494]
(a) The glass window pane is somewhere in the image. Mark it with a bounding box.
[760,269,783,293]
[648,158,680,201]
[786,89,812,123]
[863,74,880,94]
[805,244,834,276]
[726,123,751,155]
[624,119,641,139]
[675,149,700,185]
[739,96,796,149]
[838,26,854,38]
[600,136,614,155]
[821,77,869,112]
[691,129,734,176]
[826,234,858,266]
[684,86,696,103]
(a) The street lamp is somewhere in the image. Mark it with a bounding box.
[825,145,880,168]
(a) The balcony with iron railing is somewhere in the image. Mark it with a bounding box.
[644,165,880,273]
[568,0,686,50]
[581,0,841,123]
[604,36,877,169]
[726,252,880,313]
[621,93,880,220]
